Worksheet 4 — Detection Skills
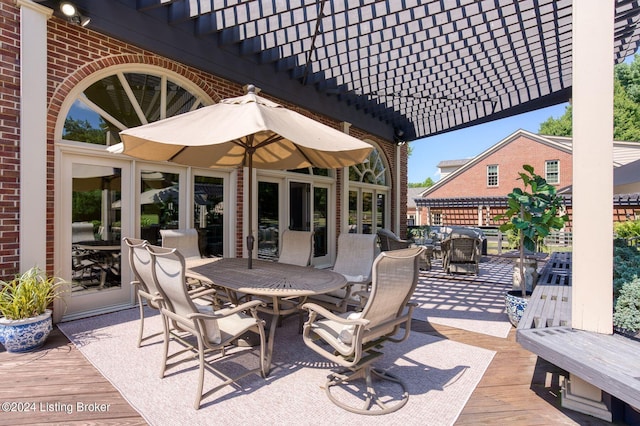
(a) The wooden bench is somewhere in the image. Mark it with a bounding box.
[517,252,572,329]
[516,252,640,420]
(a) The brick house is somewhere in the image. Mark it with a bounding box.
[4,1,406,321]
[413,130,640,230]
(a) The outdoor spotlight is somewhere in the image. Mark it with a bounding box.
[60,1,77,17]
[60,1,90,27]
[394,128,406,146]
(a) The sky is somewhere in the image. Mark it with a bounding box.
[407,103,569,183]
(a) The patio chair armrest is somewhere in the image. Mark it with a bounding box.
[187,287,217,299]
[301,302,369,326]
[188,299,265,320]
[138,288,159,301]
[225,299,265,315]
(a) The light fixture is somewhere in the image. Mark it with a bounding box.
[60,1,76,17]
[394,128,406,146]
[60,1,90,27]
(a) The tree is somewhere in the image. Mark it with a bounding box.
[63,117,107,145]
[408,177,434,188]
[494,165,569,297]
[539,105,573,136]
[538,54,640,141]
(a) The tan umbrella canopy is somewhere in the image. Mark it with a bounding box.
[111,85,373,267]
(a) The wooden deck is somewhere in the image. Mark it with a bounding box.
[0,255,622,425]
[1,323,617,424]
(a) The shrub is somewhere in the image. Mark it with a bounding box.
[614,277,640,333]
[613,241,640,298]
[614,219,640,239]
[0,267,66,320]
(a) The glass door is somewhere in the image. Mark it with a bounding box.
[257,180,281,261]
[289,180,331,265]
[193,174,225,257]
[137,168,182,245]
[60,154,132,319]
[313,185,330,265]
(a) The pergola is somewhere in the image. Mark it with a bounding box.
[42,0,640,143]
[35,1,639,334]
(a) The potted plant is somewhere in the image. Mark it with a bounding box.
[0,267,66,352]
[494,165,569,326]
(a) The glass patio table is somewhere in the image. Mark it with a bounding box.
[186,257,347,375]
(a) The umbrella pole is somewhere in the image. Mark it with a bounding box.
[247,150,254,269]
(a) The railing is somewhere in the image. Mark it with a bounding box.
[543,231,573,247]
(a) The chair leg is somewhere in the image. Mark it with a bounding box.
[159,316,170,379]
[257,324,268,378]
[195,337,206,410]
[137,298,145,348]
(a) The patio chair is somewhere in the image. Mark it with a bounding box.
[441,230,482,275]
[277,229,314,266]
[146,244,267,409]
[301,246,424,415]
[376,228,412,251]
[159,227,229,299]
[160,228,201,260]
[306,233,378,313]
[124,237,216,347]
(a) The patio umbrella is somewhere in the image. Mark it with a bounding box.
[111,85,373,268]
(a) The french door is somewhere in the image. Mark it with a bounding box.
[59,154,133,320]
[257,176,332,266]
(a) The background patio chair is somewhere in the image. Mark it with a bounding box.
[301,246,424,415]
[377,228,412,251]
[124,237,215,347]
[146,245,267,409]
[441,230,482,275]
[277,229,314,266]
[306,233,378,313]
[160,228,201,260]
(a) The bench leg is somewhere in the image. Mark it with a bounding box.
[561,374,612,422]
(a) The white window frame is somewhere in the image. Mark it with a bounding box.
[545,160,560,184]
[487,164,499,187]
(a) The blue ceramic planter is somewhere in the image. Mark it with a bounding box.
[0,310,53,353]
[504,291,531,327]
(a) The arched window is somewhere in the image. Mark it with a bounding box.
[62,71,209,145]
[349,148,387,185]
[347,145,389,234]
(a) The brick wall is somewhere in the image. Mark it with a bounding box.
[0,8,399,277]
[0,1,21,278]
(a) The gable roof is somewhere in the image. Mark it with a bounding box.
[420,129,571,197]
[407,187,429,209]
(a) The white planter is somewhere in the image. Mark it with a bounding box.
[512,258,538,293]
[0,309,53,353]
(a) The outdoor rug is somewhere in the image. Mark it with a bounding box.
[412,256,517,338]
[59,307,495,426]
